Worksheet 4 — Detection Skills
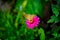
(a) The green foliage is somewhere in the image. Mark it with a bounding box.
[14,0,24,11]
[0,0,60,40]
[14,0,43,18]
[38,28,45,40]
[47,4,60,23]
[47,0,60,40]
[25,0,43,16]
[51,4,59,17]
[47,15,60,23]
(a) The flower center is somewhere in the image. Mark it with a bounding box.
[29,20,34,24]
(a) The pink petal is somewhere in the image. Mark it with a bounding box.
[26,16,40,29]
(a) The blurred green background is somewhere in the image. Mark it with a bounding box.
[0,0,60,40]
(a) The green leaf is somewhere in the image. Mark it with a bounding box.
[25,0,43,18]
[52,32,58,38]
[47,15,59,23]
[55,17,59,23]
[47,16,55,23]
[38,28,45,40]
[52,5,59,17]
[47,18,55,23]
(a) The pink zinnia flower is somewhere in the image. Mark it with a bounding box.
[26,16,40,29]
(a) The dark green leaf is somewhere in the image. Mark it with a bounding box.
[52,5,59,17]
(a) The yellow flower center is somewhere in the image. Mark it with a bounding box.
[29,20,34,24]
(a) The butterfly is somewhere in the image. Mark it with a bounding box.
[23,12,36,23]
